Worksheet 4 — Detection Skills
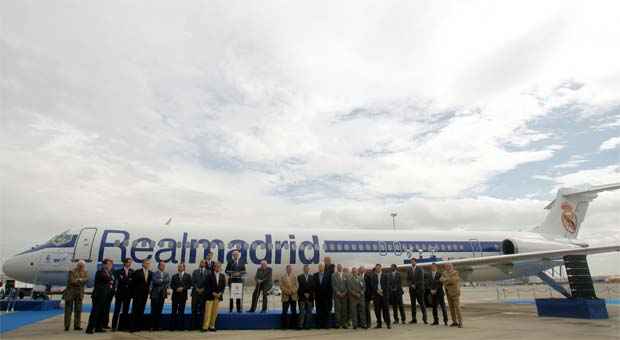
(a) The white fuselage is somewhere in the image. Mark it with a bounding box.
[2,225,576,287]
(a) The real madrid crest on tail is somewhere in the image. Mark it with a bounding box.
[533,183,620,239]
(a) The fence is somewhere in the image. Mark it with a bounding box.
[496,283,620,302]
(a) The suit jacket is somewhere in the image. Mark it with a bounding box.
[191,268,209,297]
[313,271,332,302]
[363,272,373,301]
[204,260,216,272]
[64,268,88,301]
[114,267,133,298]
[92,268,114,301]
[280,273,298,302]
[150,270,171,300]
[170,272,192,301]
[389,271,404,295]
[331,272,348,299]
[369,271,392,300]
[225,259,246,284]
[297,273,315,302]
[406,265,425,291]
[131,268,152,300]
[206,271,226,301]
[346,274,365,301]
[429,271,445,298]
[254,267,273,291]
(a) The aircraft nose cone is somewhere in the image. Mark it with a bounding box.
[2,257,19,279]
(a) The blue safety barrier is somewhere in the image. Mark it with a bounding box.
[0,299,61,311]
[535,298,609,319]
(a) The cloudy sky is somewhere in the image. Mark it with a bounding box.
[1,1,619,274]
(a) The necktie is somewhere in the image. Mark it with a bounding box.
[378,274,382,290]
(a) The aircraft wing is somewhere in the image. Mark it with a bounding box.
[396,244,620,279]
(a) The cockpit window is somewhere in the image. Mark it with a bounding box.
[47,230,75,246]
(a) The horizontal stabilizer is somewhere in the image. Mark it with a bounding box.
[544,183,620,209]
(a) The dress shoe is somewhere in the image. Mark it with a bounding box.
[450,322,459,327]
[387,325,391,329]
[374,325,382,329]
[423,320,428,324]
[209,328,217,332]
[431,321,439,325]
[74,327,83,331]
[65,327,69,331]
[409,320,417,324]
[393,319,399,324]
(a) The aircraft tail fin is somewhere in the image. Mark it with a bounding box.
[534,183,620,239]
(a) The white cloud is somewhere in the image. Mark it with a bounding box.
[599,137,620,151]
[1,0,620,275]
[551,165,620,189]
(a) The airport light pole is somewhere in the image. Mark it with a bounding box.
[391,212,397,231]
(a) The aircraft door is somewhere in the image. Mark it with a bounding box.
[468,238,482,257]
[74,228,98,262]
[393,241,402,256]
[378,241,387,256]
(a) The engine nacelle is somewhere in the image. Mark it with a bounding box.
[501,238,573,255]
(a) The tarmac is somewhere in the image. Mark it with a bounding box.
[2,303,619,340]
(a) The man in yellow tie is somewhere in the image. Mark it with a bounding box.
[203,262,226,332]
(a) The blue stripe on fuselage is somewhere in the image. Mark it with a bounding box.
[323,240,501,253]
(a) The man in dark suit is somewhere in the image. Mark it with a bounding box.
[361,266,373,328]
[429,263,449,325]
[130,259,152,332]
[324,256,335,318]
[297,264,315,329]
[150,260,170,331]
[204,252,216,272]
[313,262,332,329]
[101,265,116,330]
[86,259,114,334]
[203,262,226,332]
[406,258,427,324]
[170,262,192,331]
[369,264,391,329]
[248,260,273,312]
[389,264,406,324]
[191,260,208,330]
[111,258,133,331]
[225,250,246,313]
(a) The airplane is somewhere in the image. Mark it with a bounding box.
[2,183,620,291]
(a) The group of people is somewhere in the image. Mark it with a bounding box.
[62,250,463,334]
[63,250,248,333]
[254,256,463,330]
